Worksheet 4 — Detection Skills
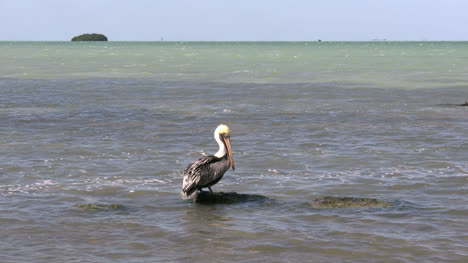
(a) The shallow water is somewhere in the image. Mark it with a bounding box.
[1,42,467,262]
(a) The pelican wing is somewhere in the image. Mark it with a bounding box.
[182,155,219,196]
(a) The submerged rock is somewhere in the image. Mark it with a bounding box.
[71,33,108,41]
[74,203,125,211]
[308,196,391,208]
[194,191,269,204]
[188,192,390,207]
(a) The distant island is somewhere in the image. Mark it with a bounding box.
[71,33,108,41]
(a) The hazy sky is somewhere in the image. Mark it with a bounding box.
[1,0,468,41]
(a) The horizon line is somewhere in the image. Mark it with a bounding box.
[1,39,468,42]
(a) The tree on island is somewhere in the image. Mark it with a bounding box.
[71,33,108,41]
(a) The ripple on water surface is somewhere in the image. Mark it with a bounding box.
[0,75,467,262]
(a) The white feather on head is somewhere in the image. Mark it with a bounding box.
[214,124,230,157]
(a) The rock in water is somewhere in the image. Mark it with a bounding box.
[308,196,391,208]
[194,191,269,204]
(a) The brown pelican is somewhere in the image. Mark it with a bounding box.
[181,124,235,200]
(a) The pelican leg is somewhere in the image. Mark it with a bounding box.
[208,187,213,193]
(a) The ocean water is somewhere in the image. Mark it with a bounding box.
[0,41,467,262]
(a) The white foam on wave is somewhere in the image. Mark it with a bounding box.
[1,179,58,195]
[315,165,468,182]
[75,175,171,192]
[1,174,175,195]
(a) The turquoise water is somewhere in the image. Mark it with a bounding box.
[0,42,467,262]
[2,41,468,88]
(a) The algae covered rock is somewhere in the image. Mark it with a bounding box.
[308,196,391,208]
[71,33,108,41]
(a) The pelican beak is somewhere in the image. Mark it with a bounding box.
[223,135,235,170]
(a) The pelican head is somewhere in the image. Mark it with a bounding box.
[214,124,235,170]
